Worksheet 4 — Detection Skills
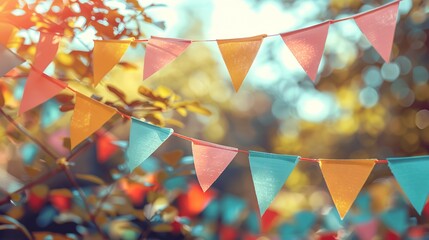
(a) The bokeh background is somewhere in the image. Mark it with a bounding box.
[0,0,428,239]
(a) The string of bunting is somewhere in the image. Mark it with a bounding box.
[2,0,428,220]
[92,0,400,91]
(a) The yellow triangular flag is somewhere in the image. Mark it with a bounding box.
[70,93,117,149]
[92,39,132,86]
[217,34,265,91]
[319,159,376,219]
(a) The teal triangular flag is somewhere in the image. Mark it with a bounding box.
[0,44,25,76]
[380,208,409,235]
[387,155,429,214]
[126,117,173,171]
[249,151,299,216]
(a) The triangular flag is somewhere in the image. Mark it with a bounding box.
[0,44,25,76]
[192,139,237,192]
[248,151,299,216]
[0,23,15,47]
[354,1,399,62]
[34,32,61,71]
[143,36,191,80]
[217,35,265,91]
[19,72,67,114]
[126,117,173,172]
[387,155,429,214]
[319,159,375,219]
[380,208,409,235]
[354,219,379,240]
[93,39,132,86]
[281,21,330,81]
[70,93,117,149]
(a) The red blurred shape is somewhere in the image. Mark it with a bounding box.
[177,183,216,217]
[171,220,182,234]
[243,233,259,240]
[423,202,429,217]
[220,225,238,240]
[50,194,71,212]
[28,193,46,212]
[385,230,401,240]
[120,179,149,205]
[261,209,279,233]
[317,232,337,240]
[96,132,118,163]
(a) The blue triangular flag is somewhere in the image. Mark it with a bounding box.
[387,155,429,214]
[0,44,25,76]
[126,117,173,171]
[380,208,409,235]
[248,151,299,216]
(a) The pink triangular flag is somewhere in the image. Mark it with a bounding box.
[354,1,399,62]
[34,32,61,71]
[354,219,378,240]
[192,139,237,192]
[281,21,330,81]
[19,72,67,114]
[143,36,191,80]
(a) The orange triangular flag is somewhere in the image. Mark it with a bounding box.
[34,32,61,71]
[354,1,399,62]
[93,39,132,86]
[281,21,330,81]
[19,72,67,114]
[143,36,191,80]
[217,35,265,91]
[0,23,15,47]
[70,92,117,149]
[319,159,376,219]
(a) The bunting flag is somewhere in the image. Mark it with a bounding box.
[387,155,429,214]
[354,219,378,240]
[319,159,376,219]
[281,21,330,81]
[143,36,191,80]
[70,93,117,149]
[126,117,173,171]
[93,39,132,86]
[354,1,399,62]
[248,151,299,216]
[380,208,409,235]
[19,32,63,114]
[217,35,265,91]
[33,32,61,71]
[192,140,237,192]
[18,73,67,114]
[0,23,15,46]
[0,44,25,76]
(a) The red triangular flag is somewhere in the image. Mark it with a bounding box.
[19,72,67,114]
[192,139,237,192]
[143,36,191,80]
[34,32,61,71]
[281,21,330,81]
[354,1,399,62]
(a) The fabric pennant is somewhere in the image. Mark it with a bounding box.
[126,117,173,172]
[0,23,15,47]
[248,151,299,216]
[143,36,191,80]
[19,72,67,114]
[93,39,132,86]
[70,93,117,149]
[192,140,237,192]
[34,32,61,71]
[319,159,376,219]
[0,44,25,76]
[354,219,378,240]
[387,155,429,214]
[354,1,399,62]
[281,21,330,81]
[217,35,265,91]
